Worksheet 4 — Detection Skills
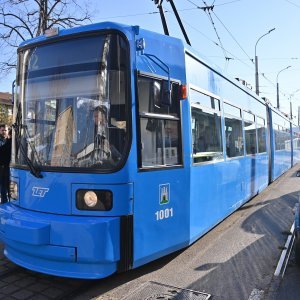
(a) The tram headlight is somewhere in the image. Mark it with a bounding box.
[76,189,113,211]
[10,181,18,200]
[83,191,98,207]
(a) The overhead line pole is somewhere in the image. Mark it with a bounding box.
[155,0,169,35]
[167,0,191,45]
[153,0,191,45]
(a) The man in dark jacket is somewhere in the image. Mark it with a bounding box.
[0,124,5,147]
[0,125,11,203]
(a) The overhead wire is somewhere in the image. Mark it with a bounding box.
[95,0,253,73]
[93,7,210,21]
[178,16,253,71]
[184,0,285,98]
[200,1,232,70]
[184,0,255,72]
[210,10,253,64]
[283,0,300,9]
[96,0,297,104]
[95,0,243,21]
[183,0,300,110]
[215,0,243,6]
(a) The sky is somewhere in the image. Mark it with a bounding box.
[1,0,300,120]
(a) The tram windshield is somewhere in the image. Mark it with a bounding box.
[13,33,129,171]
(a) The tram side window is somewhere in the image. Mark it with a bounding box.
[190,89,223,163]
[137,76,182,168]
[293,133,300,151]
[274,125,288,150]
[284,129,291,151]
[274,125,281,150]
[257,117,266,153]
[243,111,257,155]
[224,103,244,158]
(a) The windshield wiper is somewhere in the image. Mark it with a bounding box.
[13,103,43,178]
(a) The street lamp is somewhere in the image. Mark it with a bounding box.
[289,88,300,119]
[276,65,291,109]
[255,28,275,95]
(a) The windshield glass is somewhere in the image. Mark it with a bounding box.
[14,33,129,170]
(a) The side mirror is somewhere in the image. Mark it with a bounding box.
[161,80,172,106]
[153,80,172,107]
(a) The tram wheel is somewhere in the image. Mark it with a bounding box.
[295,238,300,267]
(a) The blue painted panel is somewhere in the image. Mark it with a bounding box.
[255,154,269,192]
[4,219,50,245]
[0,203,120,277]
[189,154,269,243]
[5,246,116,279]
[190,159,242,242]
[18,171,72,214]
[5,239,76,262]
[273,150,292,180]
[243,154,269,197]
[133,167,190,267]
[11,167,133,215]
[136,29,186,83]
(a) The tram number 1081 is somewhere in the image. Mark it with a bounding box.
[155,208,174,221]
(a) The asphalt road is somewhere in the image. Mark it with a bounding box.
[75,166,300,300]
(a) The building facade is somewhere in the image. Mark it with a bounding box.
[0,92,13,125]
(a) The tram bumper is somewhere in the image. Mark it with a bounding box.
[0,203,120,279]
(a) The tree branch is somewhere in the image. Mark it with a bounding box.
[1,9,34,38]
[0,0,93,79]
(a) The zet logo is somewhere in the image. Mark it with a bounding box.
[32,187,49,197]
[159,183,170,205]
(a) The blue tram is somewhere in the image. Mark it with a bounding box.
[0,22,298,279]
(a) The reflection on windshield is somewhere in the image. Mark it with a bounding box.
[15,33,129,170]
[25,97,126,168]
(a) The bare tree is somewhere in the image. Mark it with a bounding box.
[0,0,92,75]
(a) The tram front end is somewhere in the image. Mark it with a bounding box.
[0,23,133,279]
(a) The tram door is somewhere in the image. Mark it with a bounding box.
[133,75,190,267]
